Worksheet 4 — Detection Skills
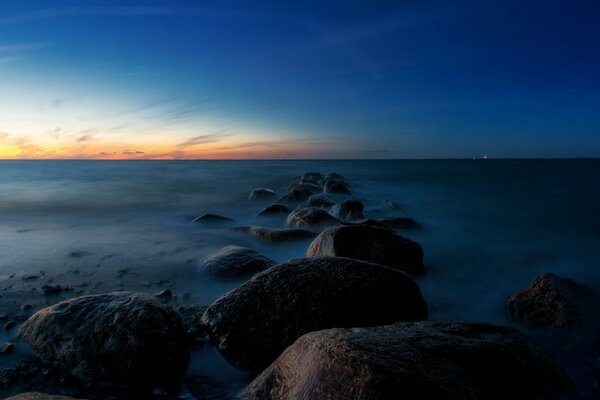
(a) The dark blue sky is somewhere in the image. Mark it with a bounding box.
[0,0,599,158]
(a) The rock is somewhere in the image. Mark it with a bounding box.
[285,208,339,230]
[306,193,351,209]
[156,288,173,299]
[248,188,276,201]
[325,172,344,181]
[192,213,234,225]
[306,224,425,275]
[19,292,189,386]
[41,285,71,296]
[1,342,14,354]
[278,189,312,204]
[203,245,275,278]
[5,393,85,400]
[301,172,323,184]
[330,199,365,221]
[3,321,15,330]
[385,199,403,209]
[255,204,290,217]
[508,273,591,328]
[324,180,351,195]
[242,322,575,400]
[231,226,315,243]
[378,216,421,229]
[201,256,427,370]
[288,182,322,193]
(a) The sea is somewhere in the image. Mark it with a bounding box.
[0,159,599,397]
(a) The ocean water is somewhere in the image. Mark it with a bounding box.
[0,159,599,397]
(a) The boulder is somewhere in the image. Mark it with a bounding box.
[301,172,323,184]
[330,199,365,221]
[278,189,312,204]
[307,224,425,275]
[5,394,85,400]
[201,257,427,370]
[285,207,340,230]
[288,182,322,193]
[306,193,349,208]
[255,203,290,217]
[231,225,315,243]
[248,188,276,201]
[325,172,344,181]
[192,213,234,224]
[19,292,189,386]
[203,245,274,278]
[242,322,575,400]
[508,273,591,328]
[378,216,421,229]
[324,180,351,195]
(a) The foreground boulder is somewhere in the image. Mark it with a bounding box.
[307,225,425,275]
[508,273,591,328]
[5,394,85,400]
[285,207,339,230]
[231,225,315,243]
[243,322,575,400]
[248,188,276,201]
[19,292,189,386]
[255,203,290,217]
[330,199,365,221]
[203,245,275,277]
[324,180,351,194]
[192,213,234,224]
[201,257,427,370]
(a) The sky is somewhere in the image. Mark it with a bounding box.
[0,0,599,159]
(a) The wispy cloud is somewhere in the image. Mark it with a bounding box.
[122,150,145,155]
[77,134,94,142]
[0,56,20,64]
[177,131,232,148]
[0,42,52,52]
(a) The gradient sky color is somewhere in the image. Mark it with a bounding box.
[0,0,599,159]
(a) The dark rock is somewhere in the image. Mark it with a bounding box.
[324,180,351,195]
[192,213,234,225]
[330,199,365,221]
[242,322,575,400]
[255,204,290,217]
[285,208,339,230]
[300,172,323,184]
[21,275,38,281]
[0,342,14,354]
[203,245,274,277]
[41,285,71,296]
[201,256,427,370]
[156,288,173,299]
[278,189,312,204]
[19,292,189,386]
[378,216,421,229]
[3,321,15,330]
[306,193,352,209]
[248,188,276,201]
[508,273,591,328]
[385,199,403,209]
[231,226,315,243]
[306,224,425,275]
[325,172,344,181]
[288,183,322,193]
[178,304,209,339]
[5,393,86,400]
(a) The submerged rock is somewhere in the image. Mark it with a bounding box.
[307,224,425,275]
[508,273,591,328]
[324,180,351,195]
[255,203,290,217]
[5,394,86,400]
[201,256,427,370]
[278,189,312,204]
[231,225,315,243]
[285,207,339,230]
[243,322,575,400]
[378,216,421,229]
[192,213,234,225]
[19,292,189,386]
[203,245,274,277]
[330,199,365,221]
[248,188,276,201]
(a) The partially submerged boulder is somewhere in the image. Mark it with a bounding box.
[330,199,365,221]
[378,216,421,229]
[306,193,349,208]
[201,257,427,370]
[307,224,425,275]
[192,213,234,225]
[324,180,351,194]
[243,322,575,400]
[255,203,290,217]
[300,172,323,185]
[288,182,322,193]
[278,189,312,204]
[19,292,189,386]
[508,273,591,328]
[203,245,275,278]
[5,394,85,400]
[248,188,276,201]
[285,207,339,230]
[231,225,315,243]
[325,172,344,181]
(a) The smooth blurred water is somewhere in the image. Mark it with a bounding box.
[0,159,599,396]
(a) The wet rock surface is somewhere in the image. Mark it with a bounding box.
[330,199,365,221]
[278,189,312,204]
[248,188,276,201]
[307,224,425,275]
[255,204,290,217]
[192,213,234,225]
[19,292,189,387]
[203,245,275,278]
[201,256,427,370]
[230,225,315,243]
[324,180,351,195]
[508,273,592,328]
[243,321,576,400]
[285,207,340,230]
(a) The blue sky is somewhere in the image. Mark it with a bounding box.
[0,0,598,158]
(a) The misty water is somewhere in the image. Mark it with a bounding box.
[0,159,599,397]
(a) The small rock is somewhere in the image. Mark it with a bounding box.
[278,189,312,204]
[255,203,290,217]
[1,342,14,354]
[203,246,274,278]
[192,213,234,225]
[42,285,71,296]
[330,199,365,221]
[156,289,173,299]
[248,188,276,201]
[3,321,15,330]
[324,180,351,195]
